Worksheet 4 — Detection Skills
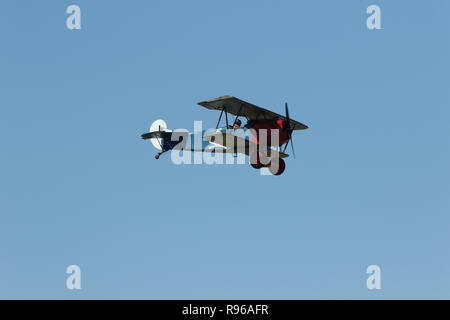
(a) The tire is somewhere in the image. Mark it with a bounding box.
[269,158,286,175]
[251,162,263,169]
[250,152,263,169]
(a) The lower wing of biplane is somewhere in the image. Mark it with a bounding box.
[202,129,288,157]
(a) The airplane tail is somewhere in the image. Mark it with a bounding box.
[141,119,186,159]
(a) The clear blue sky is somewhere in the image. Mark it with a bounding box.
[1,0,449,299]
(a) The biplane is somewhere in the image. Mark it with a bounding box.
[141,96,308,175]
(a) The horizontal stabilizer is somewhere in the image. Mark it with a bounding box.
[141,131,172,140]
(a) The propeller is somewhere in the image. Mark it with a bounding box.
[283,103,296,158]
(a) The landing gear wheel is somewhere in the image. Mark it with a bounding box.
[250,151,269,169]
[250,152,262,169]
[268,158,286,176]
[155,150,166,160]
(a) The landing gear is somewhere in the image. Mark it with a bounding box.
[250,152,286,175]
[250,152,269,169]
[251,162,262,169]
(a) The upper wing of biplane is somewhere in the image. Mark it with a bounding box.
[197,96,308,130]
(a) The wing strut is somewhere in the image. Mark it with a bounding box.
[225,107,229,127]
[216,108,224,129]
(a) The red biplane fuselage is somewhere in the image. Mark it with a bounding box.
[249,120,290,147]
